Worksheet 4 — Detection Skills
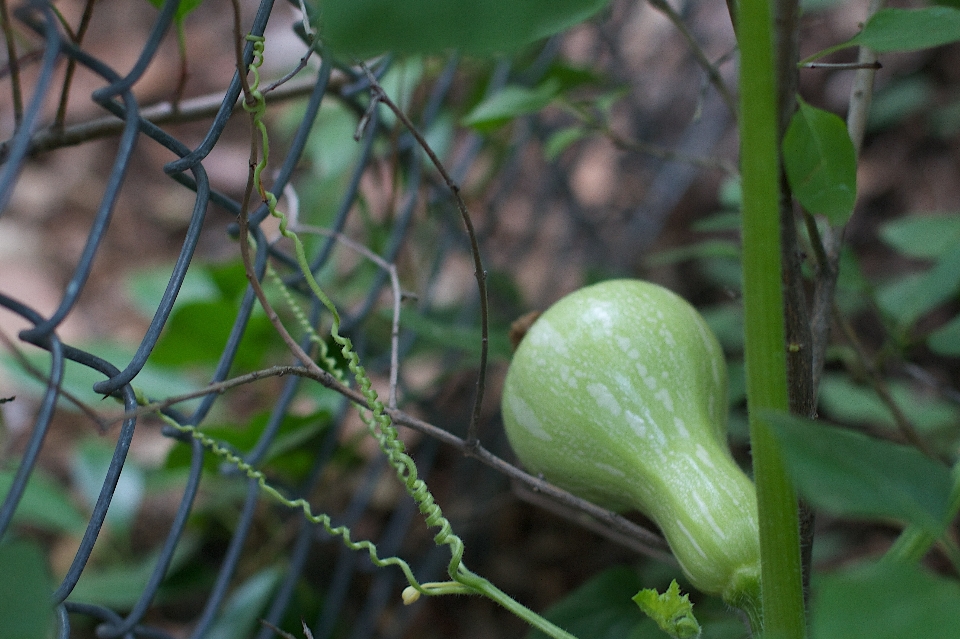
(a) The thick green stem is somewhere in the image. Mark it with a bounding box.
[884,460,960,571]
[737,0,807,636]
[458,569,579,639]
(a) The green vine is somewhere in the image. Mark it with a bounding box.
[147,34,579,639]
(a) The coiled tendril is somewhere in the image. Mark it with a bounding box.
[154,35,579,639]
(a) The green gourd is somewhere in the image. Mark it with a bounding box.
[501,279,761,612]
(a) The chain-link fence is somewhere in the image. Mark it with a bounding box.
[1,1,739,637]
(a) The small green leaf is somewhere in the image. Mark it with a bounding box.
[812,561,960,639]
[396,308,512,361]
[646,239,741,266]
[633,580,701,639]
[0,469,87,534]
[782,99,857,225]
[545,127,588,160]
[767,412,954,534]
[928,313,960,356]
[867,76,935,131]
[851,7,960,53]
[879,212,960,259]
[817,372,960,437]
[71,537,199,609]
[462,80,562,131]
[528,567,651,639]
[875,243,960,326]
[318,0,610,56]
[0,539,53,639]
[72,439,145,534]
[207,568,283,639]
[145,0,205,21]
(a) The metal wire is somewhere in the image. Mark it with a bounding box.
[0,0,732,637]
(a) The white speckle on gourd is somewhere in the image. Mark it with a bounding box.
[655,387,675,413]
[672,416,690,438]
[674,520,708,562]
[587,382,622,417]
[506,393,553,441]
[595,462,626,478]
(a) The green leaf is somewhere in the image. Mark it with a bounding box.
[867,76,935,132]
[207,567,283,639]
[812,561,960,639]
[145,0,205,21]
[1,341,200,413]
[633,580,702,639]
[851,7,960,53]
[879,212,960,259]
[699,305,746,352]
[150,299,276,370]
[928,313,960,356]
[817,372,960,437]
[691,211,741,233]
[782,99,857,225]
[72,439,145,534]
[875,243,960,327]
[71,537,199,609]
[0,468,87,534]
[396,308,512,361]
[545,127,588,160]
[767,412,954,534]
[528,566,652,639]
[0,539,54,639]
[318,0,610,56]
[126,265,220,318]
[646,239,741,266]
[463,79,562,131]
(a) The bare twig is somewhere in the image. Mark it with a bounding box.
[605,126,738,175]
[512,483,676,564]
[53,0,96,131]
[262,35,317,95]
[231,1,326,383]
[0,328,109,431]
[105,363,671,558]
[0,74,332,162]
[833,307,940,460]
[290,220,405,408]
[803,61,882,71]
[231,0,252,99]
[646,0,737,114]
[846,0,886,155]
[358,63,491,448]
[0,0,23,126]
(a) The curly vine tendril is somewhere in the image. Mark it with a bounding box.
[241,35,473,598]
[149,35,579,639]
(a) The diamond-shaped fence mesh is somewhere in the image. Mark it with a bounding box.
[0,1,734,637]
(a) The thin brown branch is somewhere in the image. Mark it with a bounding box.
[359,62,491,448]
[106,363,671,558]
[231,0,252,100]
[833,307,940,460]
[0,0,23,126]
[0,327,109,432]
[847,0,886,155]
[232,1,326,384]
[0,74,330,162]
[803,214,841,394]
[606,127,738,175]
[53,0,96,131]
[646,0,737,114]
[803,61,882,71]
[290,219,405,408]
[262,36,317,95]
[512,483,676,564]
